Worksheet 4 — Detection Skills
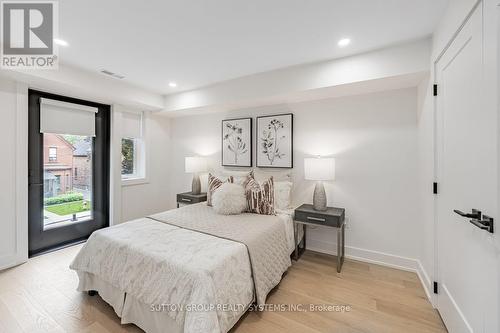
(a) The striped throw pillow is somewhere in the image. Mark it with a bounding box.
[207,173,233,206]
[244,175,275,215]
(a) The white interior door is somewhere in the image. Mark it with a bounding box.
[435,3,498,333]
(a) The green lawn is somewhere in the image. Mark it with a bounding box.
[45,200,91,216]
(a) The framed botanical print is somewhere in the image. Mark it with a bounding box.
[222,117,252,167]
[256,113,293,168]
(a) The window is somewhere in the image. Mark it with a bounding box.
[54,175,61,194]
[43,134,94,228]
[48,147,57,162]
[121,138,137,176]
[120,111,146,184]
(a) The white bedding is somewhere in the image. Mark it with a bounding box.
[276,208,301,253]
[70,205,300,333]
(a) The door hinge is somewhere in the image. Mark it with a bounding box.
[433,281,438,294]
[433,182,438,194]
[433,84,438,96]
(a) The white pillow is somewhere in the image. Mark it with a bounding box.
[254,169,292,183]
[220,170,252,185]
[212,183,247,215]
[274,181,293,209]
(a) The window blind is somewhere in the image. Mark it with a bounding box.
[121,111,143,139]
[40,98,98,136]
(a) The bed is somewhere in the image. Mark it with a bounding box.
[70,202,303,333]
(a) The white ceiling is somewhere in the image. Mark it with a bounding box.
[59,0,448,95]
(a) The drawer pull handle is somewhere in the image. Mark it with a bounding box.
[307,216,326,222]
[181,198,192,202]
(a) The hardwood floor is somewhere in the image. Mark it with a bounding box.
[0,244,446,333]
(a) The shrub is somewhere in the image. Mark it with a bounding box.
[44,192,84,206]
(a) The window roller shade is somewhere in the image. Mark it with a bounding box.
[40,98,98,136]
[121,111,143,139]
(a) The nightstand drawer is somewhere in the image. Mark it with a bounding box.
[295,211,336,226]
[176,192,207,207]
[294,204,345,227]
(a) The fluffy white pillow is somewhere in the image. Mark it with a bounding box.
[212,183,247,215]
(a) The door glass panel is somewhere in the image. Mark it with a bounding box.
[43,133,93,230]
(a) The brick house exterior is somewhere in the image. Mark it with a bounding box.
[73,138,92,189]
[43,134,74,197]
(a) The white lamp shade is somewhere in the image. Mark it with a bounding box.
[185,157,207,173]
[304,158,335,181]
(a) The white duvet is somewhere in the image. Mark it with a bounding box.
[70,206,297,333]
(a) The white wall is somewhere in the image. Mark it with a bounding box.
[119,114,171,221]
[169,88,422,267]
[0,79,20,268]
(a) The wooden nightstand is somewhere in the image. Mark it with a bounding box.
[176,192,207,208]
[294,204,346,272]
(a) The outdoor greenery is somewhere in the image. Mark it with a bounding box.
[61,134,81,145]
[121,138,135,175]
[45,200,91,216]
[44,192,84,206]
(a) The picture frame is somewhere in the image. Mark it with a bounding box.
[221,117,252,167]
[256,113,293,168]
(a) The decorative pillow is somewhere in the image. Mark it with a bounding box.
[274,181,293,209]
[207,173,233,206]
[244,175,275,215]
[212,183,247,215]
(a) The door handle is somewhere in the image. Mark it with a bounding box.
[453,209,482,220]
[470,216,494,234]
[454,209,494,233]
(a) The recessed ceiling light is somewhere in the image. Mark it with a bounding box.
[337,38,351,48]
[168,82,177,88]
[54,38,69,46]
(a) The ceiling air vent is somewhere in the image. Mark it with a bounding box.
[100,69,125,79]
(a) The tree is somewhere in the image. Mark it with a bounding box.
[121,138,134,174]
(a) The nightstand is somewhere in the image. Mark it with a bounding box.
[294,204,346,273]
[176,192,207,208]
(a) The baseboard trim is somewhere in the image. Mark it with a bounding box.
[306,239,434,305]
[0,254,25,272]
[416,260,434,306]
[439,284,473,333]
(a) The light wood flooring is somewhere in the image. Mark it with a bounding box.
[0,244,446,333]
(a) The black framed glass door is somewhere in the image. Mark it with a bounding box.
[28,90,110,256]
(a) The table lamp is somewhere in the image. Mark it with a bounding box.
[185,156,207,194]
[304,157,335,211]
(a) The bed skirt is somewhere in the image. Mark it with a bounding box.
[77,271,183,333]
